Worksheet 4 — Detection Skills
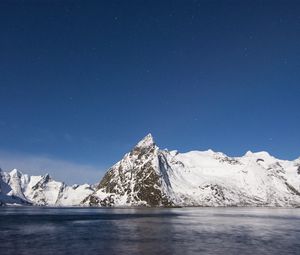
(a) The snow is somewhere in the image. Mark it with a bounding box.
[85,136,300,207]
[135,133,155,148]
[56,184,94,206]
[1,135,300,207]
[0,169,94,206]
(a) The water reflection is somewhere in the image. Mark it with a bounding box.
[0,207,300,254]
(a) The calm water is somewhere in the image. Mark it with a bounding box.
[1,207,300,255]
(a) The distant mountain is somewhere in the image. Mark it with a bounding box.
[1,134,300,207]
[0,168,94,206]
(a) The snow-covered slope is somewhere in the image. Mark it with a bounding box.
[1,134,300,207]
[83,134,300,207]
[0,169,31,205]
[0,169,94,206]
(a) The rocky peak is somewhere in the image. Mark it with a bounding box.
[31,173,52,191]
[9,169,22,178]
[244,151,253,157]
[85,133,175,207]
[135,133,155,148]
[130,133,157,158]
[42,173,51,182]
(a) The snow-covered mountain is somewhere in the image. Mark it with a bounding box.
[0,168,94,206]
[1,134,300,207]
[83,134,300,207]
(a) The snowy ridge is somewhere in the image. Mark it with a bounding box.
[1,134,300,207]
[0,168,94,206]
[83,134,300,207]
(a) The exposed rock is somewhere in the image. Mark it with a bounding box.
[1,134,300,207]
[84,134,173,207]
[81,135,300,207]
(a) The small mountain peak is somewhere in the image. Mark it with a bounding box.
[10,169,22,177]
[129,133,157,157]
[206,149,215,154]
[245,151,253,156]
[136,133,155,148]
[72,184,79,189]
[42,173,51,182]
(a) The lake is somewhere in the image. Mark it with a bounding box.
[1,207,300,255]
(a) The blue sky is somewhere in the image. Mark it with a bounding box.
[0,1,299,184]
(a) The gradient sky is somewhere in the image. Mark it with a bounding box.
[0,0,299,184]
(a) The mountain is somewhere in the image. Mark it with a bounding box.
[1,134,300,207]
[82,134,300,207]
[0,168,94,206]
[82,134,174,207]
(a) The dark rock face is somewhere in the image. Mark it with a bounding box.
[285,182,300,196]
[84,134,173,207]
[217,156,241,165]
[32,174,51,191]
[97,170,117,193]
[82,194,115,207]
[134,161,172,207]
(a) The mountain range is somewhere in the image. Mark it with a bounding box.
[1,134,300,207]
